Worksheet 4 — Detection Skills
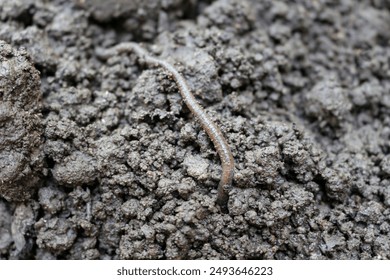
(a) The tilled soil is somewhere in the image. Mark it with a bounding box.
[0,0,389,259]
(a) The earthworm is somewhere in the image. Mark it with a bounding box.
[97,42,234,209]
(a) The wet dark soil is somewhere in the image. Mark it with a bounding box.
[0,0,390,259]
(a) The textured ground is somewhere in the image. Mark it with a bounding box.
[0,0,389,259]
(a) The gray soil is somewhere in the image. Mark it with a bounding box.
[0,0,389,260]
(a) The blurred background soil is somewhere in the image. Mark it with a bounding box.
[0,0,390,259]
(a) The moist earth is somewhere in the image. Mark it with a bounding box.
[0,0,389,259]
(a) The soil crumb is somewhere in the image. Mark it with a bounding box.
[0,0,389,260]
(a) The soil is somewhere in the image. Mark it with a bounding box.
[0,0,389,260]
